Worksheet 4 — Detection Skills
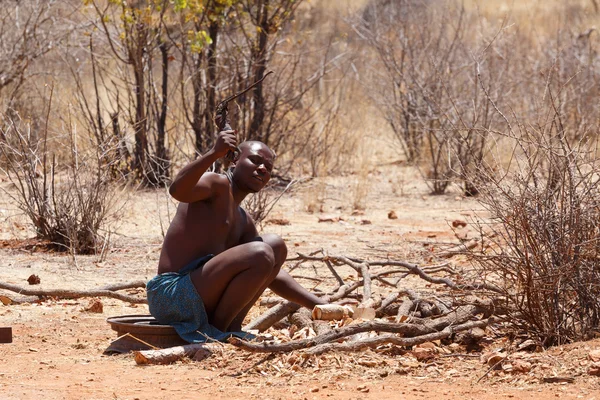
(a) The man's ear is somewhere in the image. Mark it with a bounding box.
[232,149,241,164]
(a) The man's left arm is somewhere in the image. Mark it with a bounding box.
[268,270,327,309]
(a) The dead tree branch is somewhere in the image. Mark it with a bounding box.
[0,281,147,304]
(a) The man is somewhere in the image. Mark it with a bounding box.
[146,129,325,343]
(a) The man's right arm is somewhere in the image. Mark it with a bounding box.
[169,130,237,203]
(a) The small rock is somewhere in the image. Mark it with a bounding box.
[452,219,467,228]
[356,385,369,393]
[502,363,513,372]
[448,343,461,352]
[402,359,420,368]
[517,339,539,352]
[318,216,339,223]
[481,351,506,368]
[588,362,600,376]
[488,353,506,368]
[417,342,436,350]
[589,349,600,362]
[455,231,469,241]
[388,211,398,219]
[512,360,532,373]
[309,387,319,393]
[412,347,435,362]
[360,219,372,225]
[542,376,574,383]
[266,218,290,226]
[27,274,41,285]
[84,299,103,313]
[456,327,486,345]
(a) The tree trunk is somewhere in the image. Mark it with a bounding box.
[132,23,148,177]
[154,39,170,185]
[249,0,270,141]
[202,21,220,152]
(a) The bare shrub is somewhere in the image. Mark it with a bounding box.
[353,1,504,194]
[242,179,295,228]
[471,82,600,346]
[0,103,126,255]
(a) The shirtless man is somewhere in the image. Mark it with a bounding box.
[146,129,325,342]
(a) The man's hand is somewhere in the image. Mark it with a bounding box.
[213,129,238,159]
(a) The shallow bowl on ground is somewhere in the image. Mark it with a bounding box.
[105,314,187,353]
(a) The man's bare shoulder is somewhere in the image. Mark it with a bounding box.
[200,172,231,193]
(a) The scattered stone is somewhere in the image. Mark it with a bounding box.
[266,218,290,226]
[517,339,540,352]
[401,358,420,368]
[481,351,506,369]
[542,376,574,384]
[356,385,369,393]
[27,274,41,285]
[84,299,103,313]
[588,362,600,376]
[455,231,469,241]
[360,219,372,225]
[448,343,461,352]
[318,216,341,223]
[358,359,379,367]
[452,219,467,228]
[412,347,435,362]
[388,211,398,219]
[455,327,486,345]
[588,349,600,362]
[310,387,319,393]
[512,360,532,373]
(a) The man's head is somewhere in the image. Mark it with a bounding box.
[231,141,276,193]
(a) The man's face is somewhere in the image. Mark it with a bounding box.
[232,142,274,193]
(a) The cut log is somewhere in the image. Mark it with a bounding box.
[312,304,351,321]
[134,342,222,365]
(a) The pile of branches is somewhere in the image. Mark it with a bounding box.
[135,250,505,364]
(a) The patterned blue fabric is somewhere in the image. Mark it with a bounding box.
[146,255,255,343]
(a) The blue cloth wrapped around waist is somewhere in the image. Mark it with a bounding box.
[146,254,255,343]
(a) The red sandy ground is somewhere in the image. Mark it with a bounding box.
[1,163,600,399]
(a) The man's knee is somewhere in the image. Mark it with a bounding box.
[261,233,287,264]
[247,241,276,275]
